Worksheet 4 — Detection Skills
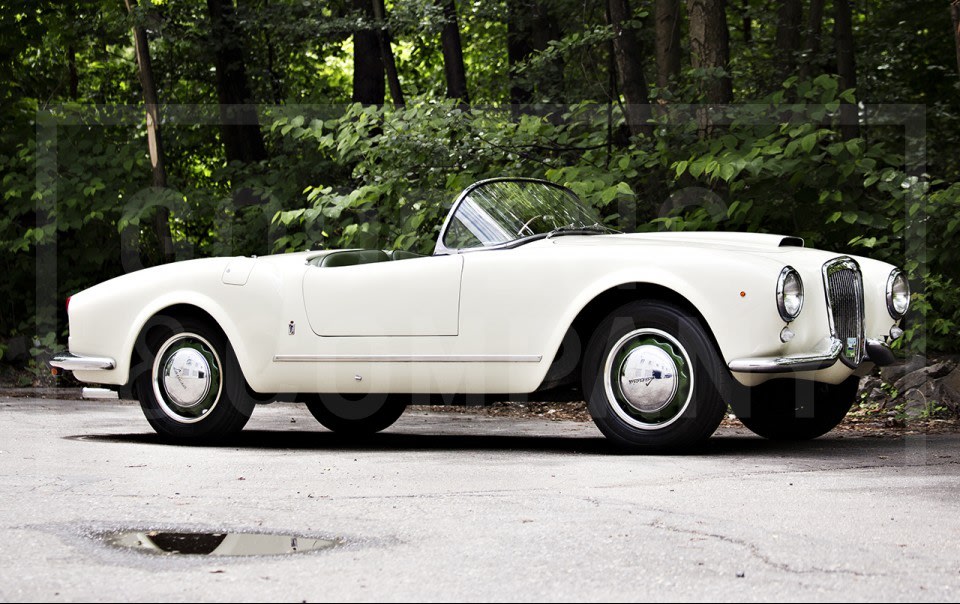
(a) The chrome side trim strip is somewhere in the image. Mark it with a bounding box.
[50,353,116,371]
[82,387,119,400]
[273,354,543,363]
[728,337,843,373]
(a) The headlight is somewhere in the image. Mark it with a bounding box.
[886,269,910,319]
[776,266,804,322]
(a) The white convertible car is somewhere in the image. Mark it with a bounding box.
[52,178,910,450]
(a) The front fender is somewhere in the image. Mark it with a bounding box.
[68,257,290,391]
[539,255,789,372]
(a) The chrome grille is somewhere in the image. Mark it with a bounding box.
[822,257,865,367]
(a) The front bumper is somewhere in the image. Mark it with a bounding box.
[49,352,116,371]
[728,337,895,374]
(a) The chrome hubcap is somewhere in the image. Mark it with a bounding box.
[152,333,223,424]
[603,328,693,431]
[162,348,212,408]
[617,344,678,413]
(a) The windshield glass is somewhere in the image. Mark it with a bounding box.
[441,179,602,251]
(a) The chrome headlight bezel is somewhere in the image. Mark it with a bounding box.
[886,269,910,320]
[776,266,804,322]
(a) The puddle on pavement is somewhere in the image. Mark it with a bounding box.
[102,530,337,557]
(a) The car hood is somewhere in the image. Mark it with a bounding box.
[554,231,804,253]
[543,231,896,277]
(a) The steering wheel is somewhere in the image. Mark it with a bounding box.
[516,215,544,237]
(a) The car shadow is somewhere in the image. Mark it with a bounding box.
[63,429,921,458]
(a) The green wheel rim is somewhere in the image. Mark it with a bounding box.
[602,328,693,430]
[151,332,223,424]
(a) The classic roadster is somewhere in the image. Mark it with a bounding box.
[52,178,910,450]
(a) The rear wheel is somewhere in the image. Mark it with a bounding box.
[582,301,728,452]
[304,393,406,435]
[732,377,858,440]
[135,316,253,441]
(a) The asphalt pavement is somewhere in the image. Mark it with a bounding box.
[0,396,958,602]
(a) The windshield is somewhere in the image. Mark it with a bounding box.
[439,179,602,252]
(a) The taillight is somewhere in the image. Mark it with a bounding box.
[66,296,72,313]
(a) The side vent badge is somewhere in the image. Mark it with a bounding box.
[288,321,295,335]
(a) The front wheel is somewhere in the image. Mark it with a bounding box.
[135,316,254,442]
[582,301,728,452]
[732,377,858,440]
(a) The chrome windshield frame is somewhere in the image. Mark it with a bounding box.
[433,177,596,255]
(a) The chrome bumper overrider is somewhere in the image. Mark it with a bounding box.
[728,337,895,374]
[50,353,116,371]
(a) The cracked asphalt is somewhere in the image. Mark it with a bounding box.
[1,396,958,601]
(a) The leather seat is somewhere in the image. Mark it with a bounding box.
[384,250,425,261]
[317,250,390,267]
[312,249,427,267]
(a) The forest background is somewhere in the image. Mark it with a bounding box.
[2,0,959,367]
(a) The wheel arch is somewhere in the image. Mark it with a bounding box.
[126,302,243,400]
[537,282,725,391]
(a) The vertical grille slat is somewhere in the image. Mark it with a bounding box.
[822,257,865,367]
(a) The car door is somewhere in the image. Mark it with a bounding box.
[302,254,463,337]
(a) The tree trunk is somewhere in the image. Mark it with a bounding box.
[654,0,682,92]
[687,0,732,105]
[739,0,752,45]
[371,0,404,106]
[263,0,284,104]
[799,0,824,80]
[124,0,174,264]
[506,1,561,107]
[834,0,858,139]
[67,3,79,100]
[507,0,533,106]
[207,0,268,163]
[264,31,284,104]
[608,0,653,137]
[68,44,79,100]
[352,0,385,105]
[774,0,802,82]
[439,0,469,106]
[530,1,563,100]
[952,1,960,82]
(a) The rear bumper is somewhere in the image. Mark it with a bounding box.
[50,353,116,371]
[728,337,895,374]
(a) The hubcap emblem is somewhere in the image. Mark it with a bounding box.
[618,344,679,413]
[162,348,212,408]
